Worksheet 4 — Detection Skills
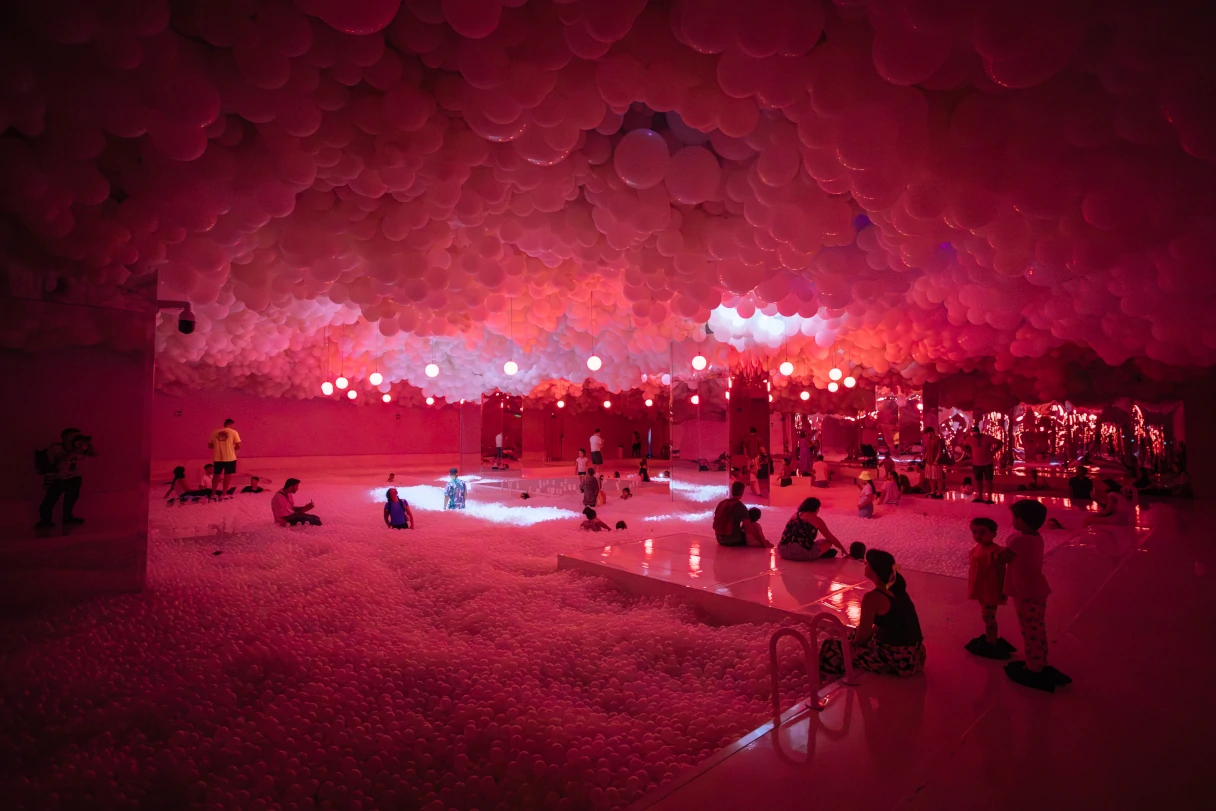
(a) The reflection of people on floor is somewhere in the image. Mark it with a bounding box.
[777,497,845,561]
[743,507,773,548]
[1067,467,1094,508]
[272,478,321,526]
[37,428,97,528]
[819,549,926,680]
[444,468,467,510]
[580,507,611,532]
[1084,479,1135,526]
[383,487,415,529]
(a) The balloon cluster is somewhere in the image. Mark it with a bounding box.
[1,0,1214,402]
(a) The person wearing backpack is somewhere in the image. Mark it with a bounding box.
[713,481,751,546]
[36,428,96,528]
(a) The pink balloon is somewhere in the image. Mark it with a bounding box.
[664,146,719,204]
[293,0,403,35]
[613,129,670,190]
[442,0,503,39]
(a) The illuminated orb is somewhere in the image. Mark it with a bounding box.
[691,354,707,371]
[828,381,839,393]
[829,367,843,381]
[917,402,924,411]
[587,354,603,371]
[335,376,349,390]
[661,373,671,386]
[321,381,334,396]
[691,394,700,405]
[779,361,794,376]
[844,375,856,388]
[768,394,773,402]
[369,372,383,386]
[424,363,439,378]
[800,390,811,401]
[556,399,565,408]
[381,393,391,403]
[347,389,358,400]
[603,399,611,408]
[426,396,435,405]
[641,373,648,382]
[503,360,519,376]
[724,391,730,400]
[644,398,653,407]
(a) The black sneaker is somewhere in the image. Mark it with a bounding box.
[1004,661,1055,692]
[972,498,984,503]
[62,516,85,524]
[35,520,54,529]
[996,637,1017,653]
[965,636,1011,660]
[1042,665,1072,686]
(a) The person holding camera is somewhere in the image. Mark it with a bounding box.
[37,428,97,528]
[272,478,321,526]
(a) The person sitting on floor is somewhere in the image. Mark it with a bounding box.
[777,497,847,561]
[812,455,831,488]
[165,466,214,502]
[240,475,266,494]
[818,549,926,681]
[580,508,611,532]
[198,463,214,491]
[743,507,773,548]
[712,481,750,547]
[879,468,902,507]
[272,478,321,526]
[383,487,415,529]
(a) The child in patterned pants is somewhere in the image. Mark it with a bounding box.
[1003,499,1071,692]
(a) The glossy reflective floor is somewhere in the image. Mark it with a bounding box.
[598,501,1210,811]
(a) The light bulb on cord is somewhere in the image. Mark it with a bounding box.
[369,372,383,386]
[844,375,856,388]
[768,394,774,402]
[503,360,519,376]
[691,394,700,405]
[779,361,794,376]
[381,393,391,403]
[587,355,602,371]
[321,381,334,396]
[724,391,730,400]
[556,399,565,408]
[661,373,671,386]
[347,389,358,400]
[691,354,707,371]
[335,376,349,390]
[645,398,653,407]
[829,367,842,381]
[828,381,839,393]
[603,399,611,409]
[425,396,435,405]
[425,363,439,378]
[800,390,811,401]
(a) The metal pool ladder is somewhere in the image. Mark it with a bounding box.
[770,613,858,719]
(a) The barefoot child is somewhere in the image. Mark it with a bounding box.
[964,517,1017,659]
[1003,499,1071,691]
[743,507,773,548]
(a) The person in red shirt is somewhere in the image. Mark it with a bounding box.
[964,517,1017,659]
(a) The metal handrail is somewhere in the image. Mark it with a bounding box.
[769,613,858,721]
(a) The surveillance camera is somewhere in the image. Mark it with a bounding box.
[178,306,195,335]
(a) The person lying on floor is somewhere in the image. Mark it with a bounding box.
[272,478,321,526]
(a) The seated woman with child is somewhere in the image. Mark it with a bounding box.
[777,498,847,561]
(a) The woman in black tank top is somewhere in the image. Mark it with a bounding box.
[819,549,927,679]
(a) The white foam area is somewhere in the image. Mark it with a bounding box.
[669,479,730,503]
[375,484,584,526]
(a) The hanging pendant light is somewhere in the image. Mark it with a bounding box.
[800,390,811,401]
[844,375,856,388]
[691,394,700,405]
[691,354,707,371]
[320,326,333,395]
[425,339,439,378]
[602,399,611,409]
[828,381,839,393]
[425,396,435,405]
[321,381,334,396]
[504,297,519,375]
[369,372,383,386]
[381,393,391,403]
[645,398,653,407]
[586,294,602,372]
[779,360,794,376]
[829,367,843,382]
[347,389,358,400]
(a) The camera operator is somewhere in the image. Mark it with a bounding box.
[37,428,97,528]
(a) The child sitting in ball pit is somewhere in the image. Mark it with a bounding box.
[743,507,773,548]
[580,508,611,532]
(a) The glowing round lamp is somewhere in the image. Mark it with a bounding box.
[661,373,671,386]
[779,361,794,376]
[335,376,349,390]
[641,373,648,382]
[691,354,707,371]
[800,390,811,401]
[321,381,334,396]
[381,393,391,403]
[828,381,839,393]
[587,355,603,371]
[424,363,439,378]
[369,372,383,386]
[768,394,773,402]
[725,391,730,400]
[347,390,358,400]
[691,394,700,405]
[645,398,653,407]
[844,375,856,388]
[829,367,843,381]
[917,402,924,411]
[556,399,565,408]
[426,396,435,405]
[603,399,611,409]
[503,360,519,376]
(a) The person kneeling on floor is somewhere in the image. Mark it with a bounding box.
[272,478,321,527]
[384,487,415,529]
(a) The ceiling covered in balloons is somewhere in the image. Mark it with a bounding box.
[2,0,1214,403]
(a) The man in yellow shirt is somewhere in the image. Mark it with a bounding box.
[208,418,242,497]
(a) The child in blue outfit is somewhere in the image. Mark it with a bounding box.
[383,488,416,529]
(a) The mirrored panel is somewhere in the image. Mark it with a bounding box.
[727,363,772,502]
[481,391,523,475]
[670,373,729,508]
